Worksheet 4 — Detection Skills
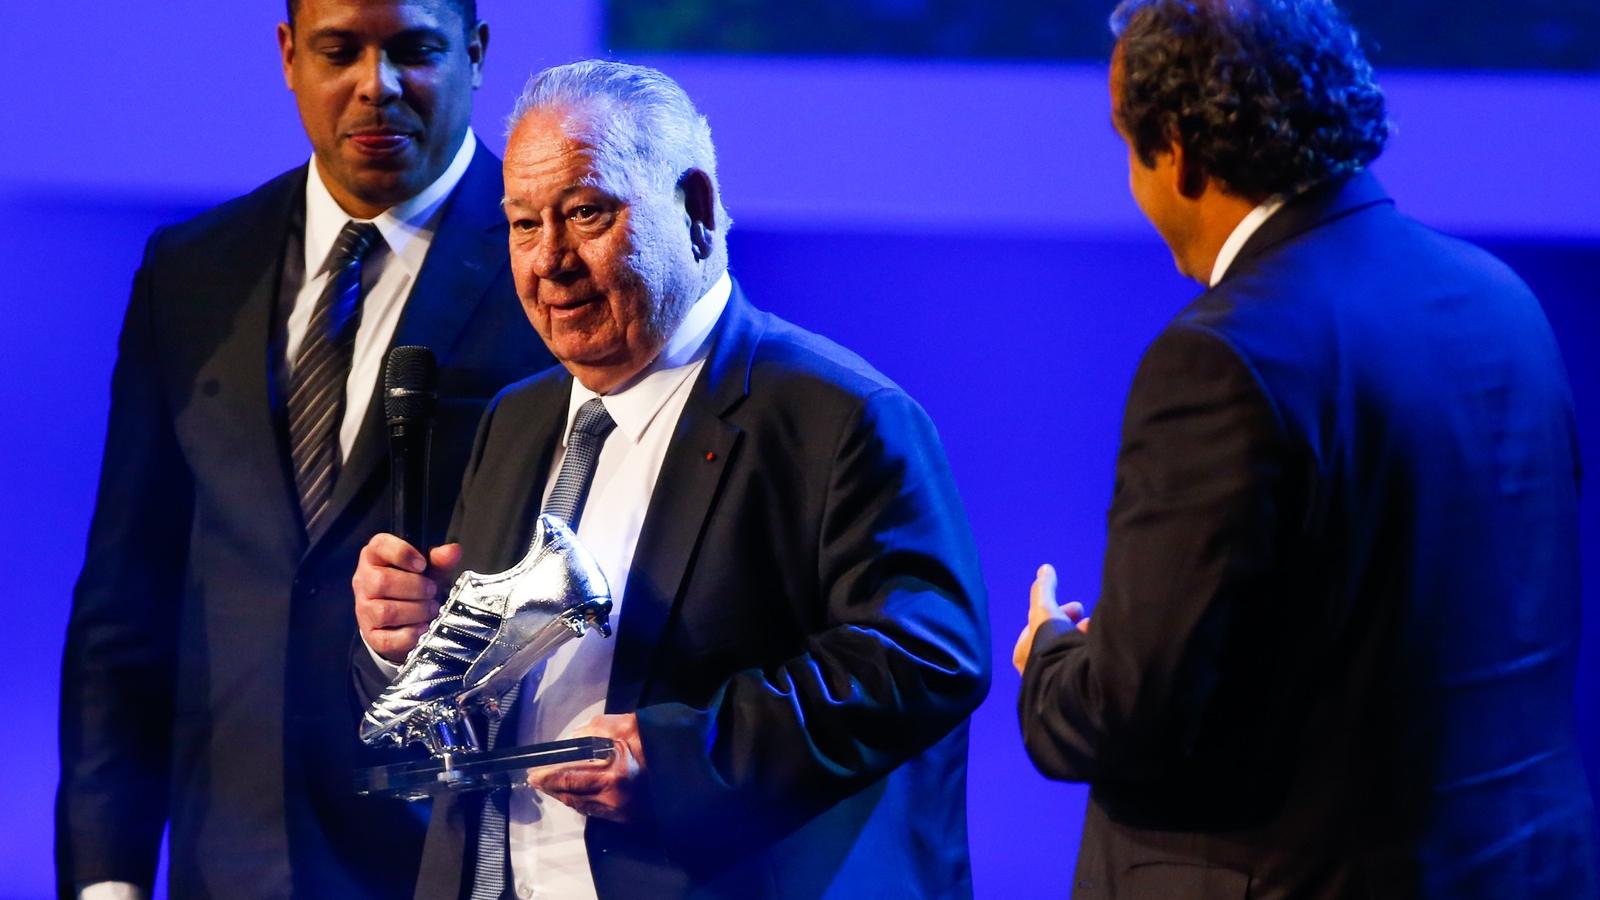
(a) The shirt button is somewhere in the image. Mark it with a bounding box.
[517,885,534,900]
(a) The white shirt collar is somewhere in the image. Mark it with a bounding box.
[564,271,733,446]
[303,128,478,277]
[1209,194,1286,287]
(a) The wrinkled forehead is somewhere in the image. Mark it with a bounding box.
[555,103,657,200]
[506,101,676,210]
[502,113,622,202]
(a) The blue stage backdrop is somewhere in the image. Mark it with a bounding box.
[4,1,1597,897]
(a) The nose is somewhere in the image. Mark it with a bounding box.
[357,51,402,106]
[528,223,581,282]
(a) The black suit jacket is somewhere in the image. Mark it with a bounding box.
[387,285,990,899]
[1019,173,1599,899]
[57,144,554,899]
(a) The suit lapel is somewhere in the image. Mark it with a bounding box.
[208,169,307,557]
[311,144,512,552]
[387,143,513,358]
[607,285,764,713]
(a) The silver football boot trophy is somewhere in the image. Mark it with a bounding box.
[354,514,616,799]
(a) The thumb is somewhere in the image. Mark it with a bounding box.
[1031,564,1065,619]
[428,542,464,577]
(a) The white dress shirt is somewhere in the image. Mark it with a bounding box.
[1209,194,1287,287]
[283,129,478,460]
[506,271,732,900]
[79,130,478,900]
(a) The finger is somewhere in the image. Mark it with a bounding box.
[1030,564,1055,606]
[359,597,440,629]
[1077,617,1091,634]
[573,717,641,763]
[354,566,441,605]
[544,791,620,821]
[1031,564,1060,613]
[361,533,428,573]
[1012,624,1033,676]
[428,542,464,579]
[1029,564,1068,625]
[526,755,609,781]
[364,624,429,661]
[1062,600,1085,623]
[529,761,610,796]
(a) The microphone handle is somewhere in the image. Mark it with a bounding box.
[390,420,432,550]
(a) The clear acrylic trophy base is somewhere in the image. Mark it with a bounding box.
[355,735,616,801]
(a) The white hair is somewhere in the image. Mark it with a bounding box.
[506,60,731,270]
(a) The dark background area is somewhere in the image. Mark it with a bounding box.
[608,0,1600,70]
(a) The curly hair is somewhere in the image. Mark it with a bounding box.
[1110,0,1390,199]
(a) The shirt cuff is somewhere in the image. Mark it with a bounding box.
[362,635,403,679]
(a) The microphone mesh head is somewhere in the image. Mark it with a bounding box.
[384,345,438,423]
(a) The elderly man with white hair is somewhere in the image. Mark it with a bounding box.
[352,60,990,899]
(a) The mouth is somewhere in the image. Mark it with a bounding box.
[346,128,417,157]
[544,295,600,322]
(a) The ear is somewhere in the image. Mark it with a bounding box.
[467,22,489,90]
[276,21,296,90]
[677,168,717,262]
[1170,139,1207,199]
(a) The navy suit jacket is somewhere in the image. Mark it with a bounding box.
[1020,173,1598,899]
[388,285,991,899]
[57,144,554,899]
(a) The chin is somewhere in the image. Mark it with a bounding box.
[356,170,421,197]
[553,339,624,369]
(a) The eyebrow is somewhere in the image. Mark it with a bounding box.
[502,180,606,209]
[304,25,453,43]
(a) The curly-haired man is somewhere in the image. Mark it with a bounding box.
[1015,1,1599,897]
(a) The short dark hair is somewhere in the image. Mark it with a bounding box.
[1110,0,1389,199]
[286,0,479,33]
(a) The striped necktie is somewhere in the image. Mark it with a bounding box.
[470,398,617,900]
[287,220,381,536]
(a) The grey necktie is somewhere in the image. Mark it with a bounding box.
[286,220,381,535]
[470,398,617,900]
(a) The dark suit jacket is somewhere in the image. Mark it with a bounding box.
[1018,173,1599,899]
[383,285,990,899]
[57,144,554,899]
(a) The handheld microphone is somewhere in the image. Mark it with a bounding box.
[384,346,437,550]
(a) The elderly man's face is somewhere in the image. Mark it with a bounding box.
[502,109,701,393]
[277,0,485,219]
